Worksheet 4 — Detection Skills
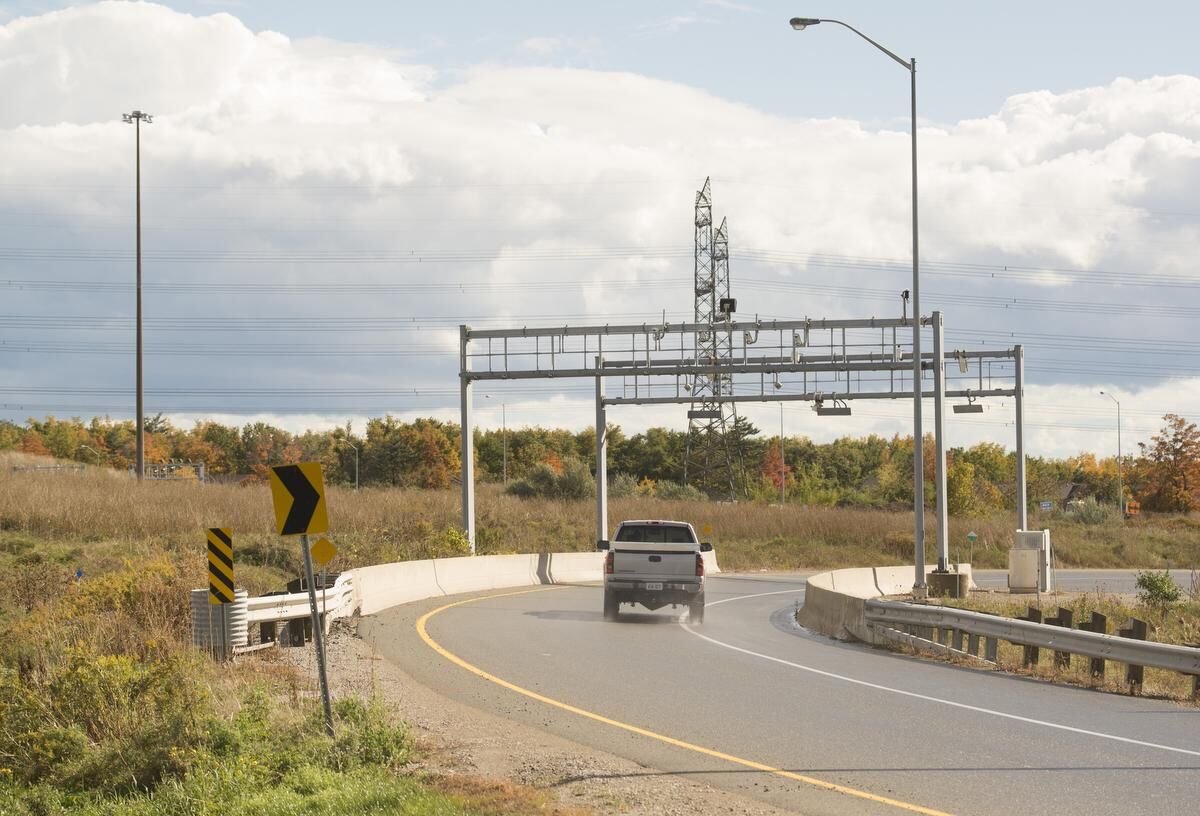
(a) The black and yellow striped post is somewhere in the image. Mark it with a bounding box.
[206,528,234,662]
[207,528,235,604]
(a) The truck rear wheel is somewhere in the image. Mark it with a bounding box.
[603,589,619,621]
[688,593,705,625]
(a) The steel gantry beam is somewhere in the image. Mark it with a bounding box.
[458,313,1026,584]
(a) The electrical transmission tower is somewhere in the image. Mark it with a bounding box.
[683,178,744,499]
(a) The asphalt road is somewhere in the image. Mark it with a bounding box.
[361,572,1200,816]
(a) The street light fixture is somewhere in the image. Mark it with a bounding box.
[336,438,359,490]
[788,16,926,592]
[122,110,152,481]
[78,444,102,466]
[1099,391,1123,515]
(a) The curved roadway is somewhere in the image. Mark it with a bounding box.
[361,571,1199,816]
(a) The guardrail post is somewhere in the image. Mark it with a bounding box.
[1046,607,1073,669]
[951,628,964,652]
[1192,674,1200,702]
[1119,617,1148,694]
[1081,612,1108,679]
[984,636,998,663]
[1021,606,1042,667]
[967,633,980,657]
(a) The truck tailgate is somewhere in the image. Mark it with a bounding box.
[611,543,698,582]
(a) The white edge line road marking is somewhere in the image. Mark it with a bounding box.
[685,586,1200,759]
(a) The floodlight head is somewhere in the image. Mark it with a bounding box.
[683,379,692,393]
[122,113,133,123]
[901,289,910,302]
[773,379,783,390]
[790,17,821,30]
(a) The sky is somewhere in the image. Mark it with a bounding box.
[1,0,1198,461]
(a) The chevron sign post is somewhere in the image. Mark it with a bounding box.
[269,462,334,736]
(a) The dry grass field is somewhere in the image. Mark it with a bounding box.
[3,450,1198,811]
[3,451,1199,595]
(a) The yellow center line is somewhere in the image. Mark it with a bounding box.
[416,587,955,816]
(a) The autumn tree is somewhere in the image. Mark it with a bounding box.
[1133,414,1200,512]
[760,441,791,494]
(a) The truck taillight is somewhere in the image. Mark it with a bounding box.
[605,551,614,575]
[696,553,704,577]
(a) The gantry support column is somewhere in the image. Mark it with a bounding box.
[460,326,476,553]
[932,312,949,572]
[595,358,608,545]
[1015,344,1027,532]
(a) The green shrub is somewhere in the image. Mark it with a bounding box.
[506,458,594,501]
[608,472,639,498]
[1063,497,1121,525]
[1135,569,1181,608]
[654,480,705,502]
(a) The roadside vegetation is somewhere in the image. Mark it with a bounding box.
[0,455,586,815]
[6,411,1200,517]
[1,408,1198,808]
[931,573,1200,702]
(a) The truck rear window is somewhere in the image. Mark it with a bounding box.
[615,525,696,544]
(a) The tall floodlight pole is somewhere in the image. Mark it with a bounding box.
[1100,391,1123,515]
[122,110,152,481]
[789,17,925,593]
[485,396,508,484]
[779,403,786,505]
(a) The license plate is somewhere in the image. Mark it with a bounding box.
[644,582,664,591]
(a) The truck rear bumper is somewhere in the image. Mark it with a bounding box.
[606,579,703,611]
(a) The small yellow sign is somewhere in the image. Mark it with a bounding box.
[702,522,712,536]
[269,462,329,536]
[310,536,337,567]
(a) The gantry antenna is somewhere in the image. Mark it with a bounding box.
[683,179,744,499]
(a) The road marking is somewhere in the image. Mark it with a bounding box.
[685,588,1200,759]
[417,588,955,816]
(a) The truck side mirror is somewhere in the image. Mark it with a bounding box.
[700,542,713,552]
[596,540,610,551]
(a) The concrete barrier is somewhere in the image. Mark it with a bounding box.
[799,564,974,644]
[246,546,723,624]
[353,558,443,617]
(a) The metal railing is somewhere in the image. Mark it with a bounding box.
[865,600,1200,681]
[245,573,355,626]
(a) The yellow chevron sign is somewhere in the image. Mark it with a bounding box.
[207,527,235,605]
[269,462,329,536]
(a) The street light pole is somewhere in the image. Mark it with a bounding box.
[122,110,152,481]
[485,396,508,484]
[789,17,925,592]
[779,403,786,505]
[1100,391,1123,515]
[78,444,102,466]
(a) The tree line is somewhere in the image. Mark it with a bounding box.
[2,412,1197,514]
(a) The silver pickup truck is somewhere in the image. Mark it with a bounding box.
[597,519,712,624]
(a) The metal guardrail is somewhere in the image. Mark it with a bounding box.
[245,574,355,625]
[864,599,1200,676]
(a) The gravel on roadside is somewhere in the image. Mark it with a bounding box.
[278,621,800,816]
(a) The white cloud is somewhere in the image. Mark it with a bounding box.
[1,2,1198,459]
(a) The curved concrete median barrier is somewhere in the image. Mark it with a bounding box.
[244,547,723,624]
[800,564,973,643]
